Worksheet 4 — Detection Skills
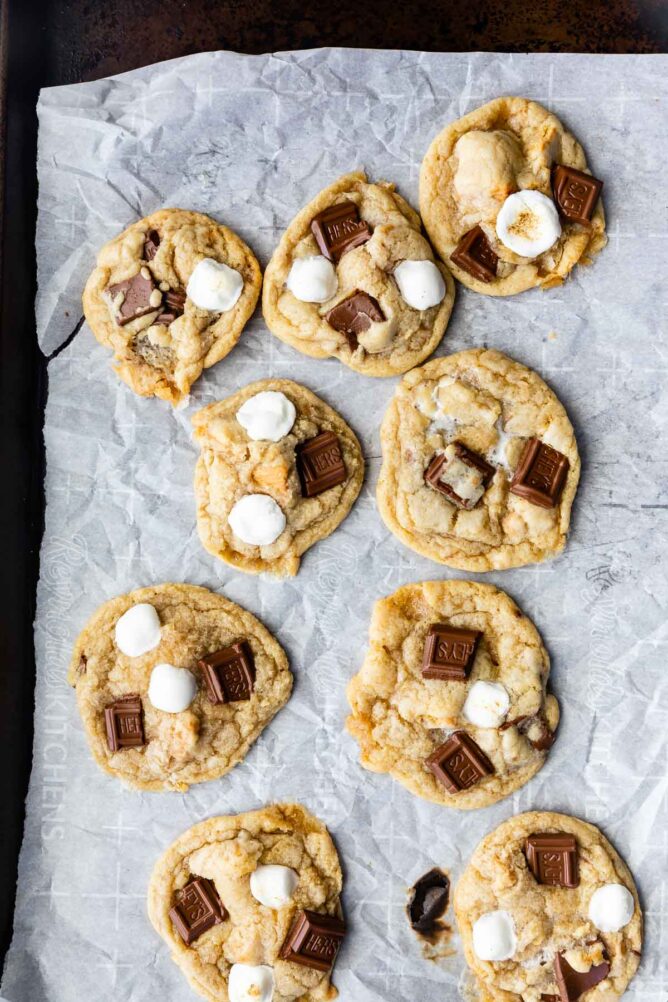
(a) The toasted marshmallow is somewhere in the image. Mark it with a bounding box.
[394,260,446,310]
[286,255,337,303]
[114,603,161,657]
[148,663,197,713]
[588,883,635,933]
[187,258,243,312]
[228,964,275,1002]
[228,494,286,546]
[250,864,299,908]
[463,681,510,728]
[472,910,517,961]
[236,391,296,442]
[496,190,561,258]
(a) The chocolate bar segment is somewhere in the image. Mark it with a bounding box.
[143,229,160,260]
[169,877,226,945]
[525,833,579,887]
[324,291,385,350]
[510,438,569,509]
[156,288,186,325]
[425,731,494,793]
[296,430,347,497]
[311,200,372,261]
[552,165,603,225]
[280,909,345,972]
[554,950,610,1001]
[450,225,498,283]
[422,623,481,681]
[107,269,160,326]
[407,868,450,932]
[104,694,145,752]
[199,642,255,703]
[425,443,495,510]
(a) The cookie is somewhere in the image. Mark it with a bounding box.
[346,580,558,810]
[262,172,455,375]
[192,379,364,577]
[454,811,642,1001]
[420,97,606,296]
[67,584,292,791]
[376,349,580,571]
[148,803,345,1002]
[83,208,262,404]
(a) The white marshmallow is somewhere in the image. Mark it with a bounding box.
[148,663,197,713]
[472,910,517,961]
[186,258,243,312]
[228,964,275,1002]
[496,190,561,258]
[228,494,286,546]
[462,681,510,728]
[394,260,446,310]
[286,255,337,303]
[250,865,299,909]
[236,391,296,442]
[588,883,635,933]
[114,603,161,657]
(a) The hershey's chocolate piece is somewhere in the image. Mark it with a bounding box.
[407,868,450,932]
[552,165,603,225]
[296,430,347,497]
[422,623,481,681]
[525,833,579,887]
[425,731,494,793]
[169,877,226,945]
[424,443,495,510]
[107,270,158,326]
[450,225,498,283]
[311,200,372,261]
[156,288,187,325]
[554,951,610,1001]
[144,229,161,260]
[199,642,255,703]
[510,438,569,509]
[104,694,145,752]
[501,713,556,751]
[280,909,345,972]
[324,291,385,345]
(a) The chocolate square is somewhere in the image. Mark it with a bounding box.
[104,694,145,752]
[324,291,385,350]
[552,164,603,225]
[280,909,345,972]
[509,438,569,509]
[169,877,226,945]
[422,624,481,681]
[156,288,186,325]
[424,443,496,510]
[425,731,494,793]
[554,950,610,1001]
[143,229,161,260]
[199,642,255,703]
[296,430,347,497]
[311,201,372,261]
[525,833,579,887]
[107,270,159,326]
[450,226,498,283]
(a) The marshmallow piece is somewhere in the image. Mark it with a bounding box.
[186,258,243,312]
[463,681,510,728]
[472,910,517,961]
[148,663,198,713]
[496,190,561,258]
[394,260,446,310]
[286,255,337,303]
[114,603,161,657]
[588,883,635,933]
[228,964,275,1002]
[228,494,286,546]
[236,391,297,442]
[250,864,299,909]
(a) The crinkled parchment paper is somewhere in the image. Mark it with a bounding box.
[2,49,667,1002]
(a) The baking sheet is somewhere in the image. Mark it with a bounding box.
[2,49,668,1001]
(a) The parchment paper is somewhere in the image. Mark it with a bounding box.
[2,49,667,1002]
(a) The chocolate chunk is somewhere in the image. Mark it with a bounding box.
[510,438,569,509]
[156,288,186,325]
[552,165,603,225]
[107,270,159,326]
[324,291,385,344]
[422,624,481,681]
[554,951,610,1001]
[199,642,255,703]
[408,868,450,932]
[104,694,145,752]
[425,731,494,793]
[450,225,498,283]
[525,833,579,887]
[541,996,561,1001]
[425,443,495,510]
[280,909,345,972]
[169,877,226,945]
[311,200,372,261]
[501,713,556,751]
[296,430,347,497]
[143,229,161,260]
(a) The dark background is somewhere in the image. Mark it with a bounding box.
[0,0,666,972]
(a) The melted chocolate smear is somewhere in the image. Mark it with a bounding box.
[408,868,450,934]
